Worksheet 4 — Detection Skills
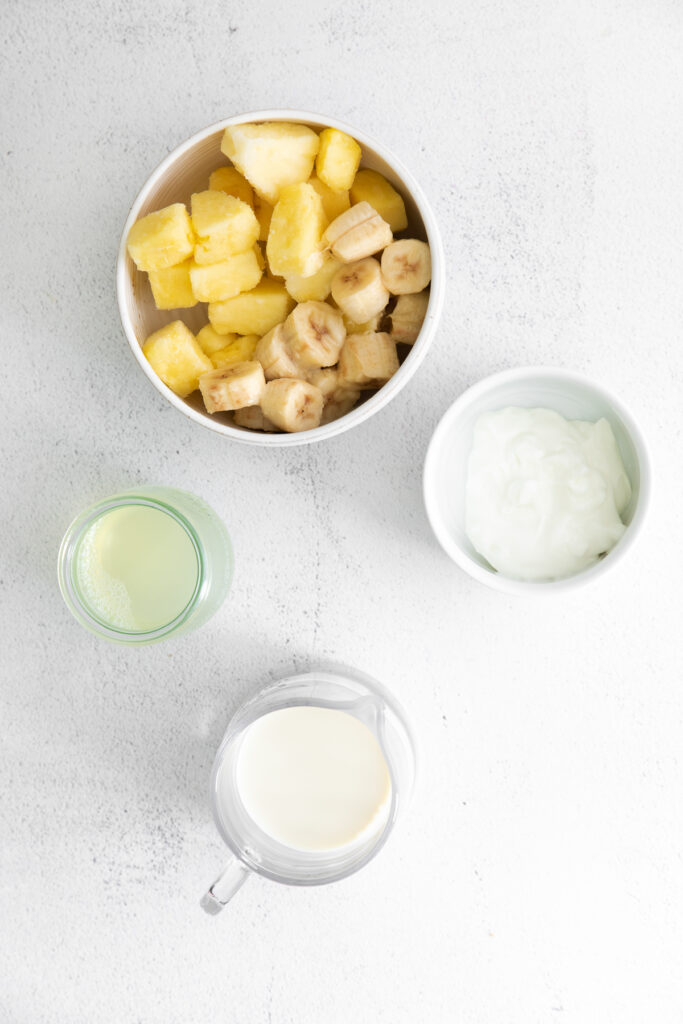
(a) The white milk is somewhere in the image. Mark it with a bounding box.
[233,706,392,852]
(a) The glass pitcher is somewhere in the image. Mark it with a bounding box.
[201,666,416,914]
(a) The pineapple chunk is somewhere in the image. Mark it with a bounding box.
[266,183,326,278]
[190,190,247,238]
[148,261,197,310]
[210,335,259,368]
[197,324,238,356]
[316,128,362,192]
[221,122,320,205]
[265,262,284,282]
[253,195,273,242]
[208,166,254,208]
[285,255,341,303]
[209,279,294,336]
[350,169,408,233]
[142,320,212,397]
[189,250,262,303]
[308,175,351,222]
[191,191,260,264]
[127,203,194,272]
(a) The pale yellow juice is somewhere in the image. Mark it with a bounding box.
[75,504,199,632]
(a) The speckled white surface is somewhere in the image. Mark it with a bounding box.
[2,1,683,1021]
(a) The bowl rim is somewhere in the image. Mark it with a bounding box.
[423,365,652,594]
[116,108,445,447]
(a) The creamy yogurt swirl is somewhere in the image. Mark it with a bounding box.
[465,407,632,581]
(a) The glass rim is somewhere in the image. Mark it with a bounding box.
[57,494,207,643]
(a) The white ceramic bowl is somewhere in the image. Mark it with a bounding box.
[117,110,444,447]
[423,367,651,594]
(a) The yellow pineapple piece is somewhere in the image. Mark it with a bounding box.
[208,279,294,336]
[308,175,351,222]
[265,260,284,282]
[142,320,212,397]
[266,182,326,278]
[127,203,194,272]
[189,250,262,303]
[148,260,197,310]
[208,166,254,208]
[316,128,362,192]
[190,190,248,238]
[221,122,320,204]
[350,169,408,233]
[210,335,259,369]
[191,191,260,265]
[285,254,341,303]
[197,324,238,356]
[253,194,273,242]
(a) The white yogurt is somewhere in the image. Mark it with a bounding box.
[465,407,632,581]
[234,706,392,852]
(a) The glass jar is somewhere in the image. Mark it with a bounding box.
[57,486,232,644]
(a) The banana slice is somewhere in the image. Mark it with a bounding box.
[261,378,324,432]
[390,291,429,344]
[306,367,339,398]
[199,360,266,413]
[342,311,382,335]
[380,239,431,294]
[282,301,346,369]
[330,258,389,324]
[338,333,399,389]
[233,406,278,431]
[323,202,393,263]
[254,323,301,380]
[321,387,361,424]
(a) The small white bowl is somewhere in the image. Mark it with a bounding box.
[423,367,651,594]
[116,109,444,447]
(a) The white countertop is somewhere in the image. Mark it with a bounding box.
[2,1,683,1021]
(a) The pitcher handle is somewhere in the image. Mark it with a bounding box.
[200,855,250,915]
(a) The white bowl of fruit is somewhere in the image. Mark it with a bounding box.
[117,110,444,444]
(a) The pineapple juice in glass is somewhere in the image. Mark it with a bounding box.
[58,487,232,643]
